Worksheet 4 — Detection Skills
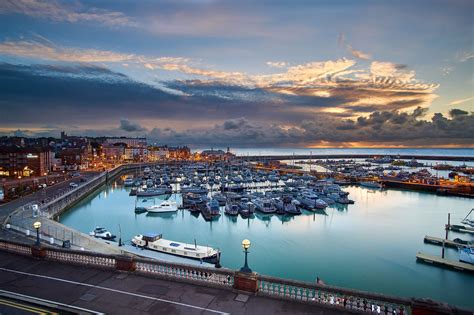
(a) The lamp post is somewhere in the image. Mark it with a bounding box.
[240,239,252,273]
[33,221,41,247]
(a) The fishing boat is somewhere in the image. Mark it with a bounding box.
[360,181,383,189]
[146,200,178,213]
[89,227,116,240]
[131,233,220,264]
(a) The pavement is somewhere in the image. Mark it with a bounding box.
[0,171,102,223]
[0,251,351,315]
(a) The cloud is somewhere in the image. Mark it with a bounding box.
[338,32,371,60]
[0,0,135,27]
[0,40,135,63]
[369,61,414,82]
[119,119,147,132]
[449,108,469,117]
[266,61,288,68]
[347,45,371,60]
[456,51,474,62]
[145,108,474,147]
[448,96,474,106]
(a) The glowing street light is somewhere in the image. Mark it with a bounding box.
[33,221,42,246]
[240,239,252,273]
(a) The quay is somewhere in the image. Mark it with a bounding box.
[416,252,474,273]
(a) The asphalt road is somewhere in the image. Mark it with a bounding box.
[0,251,350,315]
[0,171,102,223]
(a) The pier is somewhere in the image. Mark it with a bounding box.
[416,252,474,273]
[423,235,466,249]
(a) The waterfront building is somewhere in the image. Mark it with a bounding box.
[104,137,147,148]
[148,146,169,160]
[0,146,53,178]
[57,147,90,170]
[102,143,126,161]
[124,147,149,161]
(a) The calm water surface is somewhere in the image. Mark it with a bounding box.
[60,180,474,309]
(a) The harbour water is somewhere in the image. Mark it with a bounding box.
[60,180,474,309]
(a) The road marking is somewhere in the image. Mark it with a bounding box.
[0,298,51,314]
[0,290,98,314]
[0,267,230,315]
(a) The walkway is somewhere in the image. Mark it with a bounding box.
[0,251,351,314]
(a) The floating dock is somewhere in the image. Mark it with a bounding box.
[423,235,462,249]
[448,224,474,234]
[416,252,474,273]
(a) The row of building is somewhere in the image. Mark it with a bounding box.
[0,134,193,178]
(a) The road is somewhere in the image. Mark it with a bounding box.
[0,251,350,315]
[0,171,102,224]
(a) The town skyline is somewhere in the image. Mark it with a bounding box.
[0,0,473,147]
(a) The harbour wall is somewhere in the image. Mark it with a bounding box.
[240,154,474,162]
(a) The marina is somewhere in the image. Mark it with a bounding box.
[59,154,474,309]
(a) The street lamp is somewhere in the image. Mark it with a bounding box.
[33,221,41,246]
[240,239,252,273]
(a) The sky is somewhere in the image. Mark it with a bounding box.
[0,0,473,147]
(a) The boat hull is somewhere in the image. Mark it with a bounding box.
[131,242,220,264]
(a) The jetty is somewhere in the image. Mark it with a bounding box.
[447,224,474,234]
[416,252,474,273]
[423,235,470,249]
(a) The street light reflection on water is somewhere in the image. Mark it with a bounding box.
[60,179,474,309]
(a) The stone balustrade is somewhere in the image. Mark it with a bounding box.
[135,256,234,289]
[258,274,410,314]
[0,239,414,314]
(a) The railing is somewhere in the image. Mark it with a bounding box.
[0,239,31,256]
[258,274,410,314]
[135,256,234,288]
[44,247,116,269]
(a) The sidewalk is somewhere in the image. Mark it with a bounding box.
[0,250,351,315]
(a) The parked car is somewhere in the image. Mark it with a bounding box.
[69,182,78,188]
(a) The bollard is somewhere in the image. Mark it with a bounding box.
[26,229,30,236]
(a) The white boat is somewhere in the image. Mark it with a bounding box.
[131,233,220,264]
[89,227,116,240]
[360,181,383,189]
[146,200,178,213]
[124,176,134,187]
